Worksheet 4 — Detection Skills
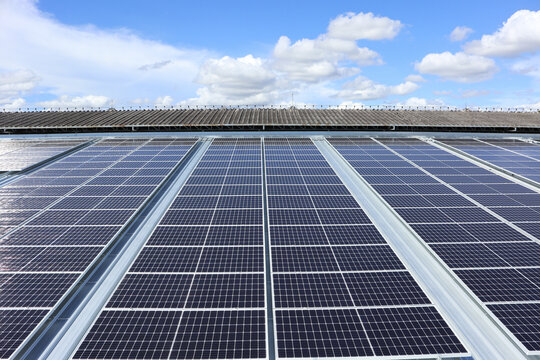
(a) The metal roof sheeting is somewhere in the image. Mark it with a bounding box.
[1,108,539,133]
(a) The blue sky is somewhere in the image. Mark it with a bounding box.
[0,0,539,110]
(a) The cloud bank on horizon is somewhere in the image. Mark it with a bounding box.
[0,0,539,110]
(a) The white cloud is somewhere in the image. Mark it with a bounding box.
[0,2,413,106]
[450,26,473,42]
[0,0,207,104]
[395,97,448,108]
[415,51,498,82]
[464,10,540,57]
[270,11,400,84]
[272,35,379,83]
[405,74,426,82]
[0,69,39,111]
[338,76,419,101]
[37,95,114,109]
[523,101,540,109]
[130,98,150,105]
[154,96,174,106]
[0,69,40,98]
[327,12,403,40]
[182,55,280,105]
[511,56,540,78]
[0,97,26,111]
[513,100,540,109]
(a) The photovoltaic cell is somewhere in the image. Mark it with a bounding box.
[276,309,373,358]
[357,306,466,356]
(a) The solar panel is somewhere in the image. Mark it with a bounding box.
[0,139,87,172]
[266,137,467,359]
[329,136,540,353]
[438,138,540,184]
[0,137,198,358]
[73,138,267,359]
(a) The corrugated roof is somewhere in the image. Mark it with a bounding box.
[1,108,539,133]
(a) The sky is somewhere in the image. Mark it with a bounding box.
[0,0,539,110]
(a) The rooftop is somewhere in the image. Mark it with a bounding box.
[1,108,539,133]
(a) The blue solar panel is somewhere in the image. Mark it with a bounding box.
[329,136,540,355]
[73,138,266,359]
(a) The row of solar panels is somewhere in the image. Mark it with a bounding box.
[0,139,88,172]
[0,135,539,359]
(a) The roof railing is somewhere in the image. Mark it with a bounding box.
[1,104,539,113]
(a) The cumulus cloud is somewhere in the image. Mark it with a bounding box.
[338,76,419,101]
[0,70,40,97]
[337,101,365,108]
[395,97,448,108]
[327,12,403,40]
[521,101,540,109]
[154,96,174,106]
[130,98,150,105]
[0,98,26,111]
[37,95,114,109]
[270,12,401,84]
[186,11,403,103]
[272,36,376,82]
[0,2,412,106]
[464,10,540,57]
[0,0,206,103]
[450,26,473,42]
[182,55,281,105]
[0,69,39,110]
[415,51,498,82]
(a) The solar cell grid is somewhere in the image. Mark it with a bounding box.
[266,137,466,359]
[329,136,540,354]
[274,273,353,307]
[488,303,540,352]
[455,269,540,302]
[439,138,540,184]
[0,273,80,307]
[276,309,373,358]
[0,137,198,358]
[186,273,265,308]
[357,306,466,356]
[74,138,267,359]
[0,309,50,359]
[0,139,87,172]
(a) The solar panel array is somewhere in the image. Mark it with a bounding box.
[438,138,540,184]
[73,138,266,360]
[329,137,540,353]
[5,133,540,359]
[264,138,466,358]
[0,139,87,172]
[0,137,197,359]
